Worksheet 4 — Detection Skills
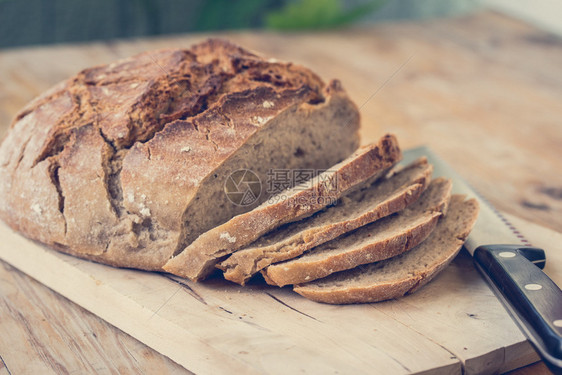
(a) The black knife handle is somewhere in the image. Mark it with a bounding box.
[474,245,562,373]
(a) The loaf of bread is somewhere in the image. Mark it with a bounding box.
[0,39,362,271]
[0,38,479,305]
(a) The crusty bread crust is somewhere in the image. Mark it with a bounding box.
[220,157,432,285]
[0,39,361,270]
[163,135,402,280]
[294,195,479,304]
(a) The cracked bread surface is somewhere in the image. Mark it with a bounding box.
[294,194,479,304]
[163,135,402,280]
[219,157,432,285]
[262,177,451,286]
[0,39,361,270]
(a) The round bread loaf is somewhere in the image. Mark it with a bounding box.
[0,39,360,270]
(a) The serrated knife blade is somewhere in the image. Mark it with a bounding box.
[402,146,562,373]
[403,147,531,254]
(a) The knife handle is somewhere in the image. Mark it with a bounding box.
[474,245,562,373]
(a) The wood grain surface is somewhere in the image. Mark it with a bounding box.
[0,10,560,374]
[0,261,189,375]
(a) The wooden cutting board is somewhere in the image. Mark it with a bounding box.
[1,206,560,374]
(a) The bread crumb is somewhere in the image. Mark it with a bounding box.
[31,204,42,215]
[127,193,134,203]
[181,146,192,153]
[262,100,274,109]
[253,116,271,125]
[130,82,139,89]
[140,207,151,217]
[220,232,237,243]
[305,276,310,281]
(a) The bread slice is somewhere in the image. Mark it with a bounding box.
[219,157,432,285]
[293,194,479,304]
[0,39,363,271]
[263,177,451,286]
[163,135,402,280]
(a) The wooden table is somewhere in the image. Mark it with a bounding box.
[0,11,560,374]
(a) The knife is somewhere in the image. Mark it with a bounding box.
[403,146,562,373]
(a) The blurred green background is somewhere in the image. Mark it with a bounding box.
[0,0,478,49]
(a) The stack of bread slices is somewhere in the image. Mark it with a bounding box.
[164,137,479,304]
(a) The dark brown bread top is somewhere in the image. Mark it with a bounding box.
[219,157,432,285]
[0,39,360,270]
[294,194,479,304]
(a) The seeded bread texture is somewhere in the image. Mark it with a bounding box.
[0,39,361,270]
[293,194,479,304]
[163,135,402,280]
[263,177,451,287]
[219,157,432,285]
